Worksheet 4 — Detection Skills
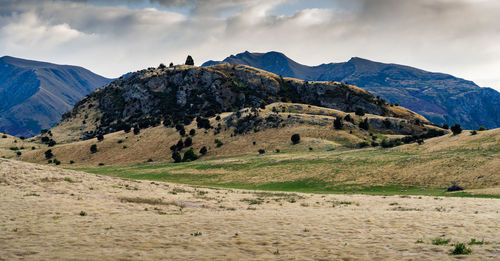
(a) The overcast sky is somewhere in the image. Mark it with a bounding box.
[1,0,499,91]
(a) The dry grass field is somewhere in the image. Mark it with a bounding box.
[1,158,499,260]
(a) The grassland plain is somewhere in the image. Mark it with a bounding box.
[74,128,500,197]
[1,158,500,260]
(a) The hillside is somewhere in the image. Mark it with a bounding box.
[0,56,112,137]
[2,158,499,260]
[51,63,430,142]
[203,51,500,130]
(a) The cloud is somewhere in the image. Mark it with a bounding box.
[0,0,499,90]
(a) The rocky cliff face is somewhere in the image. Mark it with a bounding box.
[58,64,428,140]
[0,56,112,137]
[203,51,500,129]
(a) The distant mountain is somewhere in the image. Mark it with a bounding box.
[203,51,500,129]
[0,56,112,137]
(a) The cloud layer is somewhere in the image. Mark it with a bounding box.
[1,0,499,90]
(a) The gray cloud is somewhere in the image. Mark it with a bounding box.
[0,0,499,90]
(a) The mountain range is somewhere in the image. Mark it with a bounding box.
[0,56,111,137]
[203,51,500,130]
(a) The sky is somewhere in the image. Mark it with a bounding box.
[1,0,499,91]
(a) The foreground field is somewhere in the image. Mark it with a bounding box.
[1,159,499,260]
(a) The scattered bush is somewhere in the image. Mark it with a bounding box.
[189,129,196,136]
[182,148,198,162]
[90,144,98,154]
[215,139,223,147]
[79,211,87,216]
[442,124,449,129]
[54,159,61,165]
[355,108,365,116]
[275,149,280,153]
[19,136,25,140]
[432,237,450,245]
[172,151,182,163]
[158,63,166,69]
[45,149,54,159]
[333,117,343,130]
[447,182,464,192]
[344,114,353,123]
[184,137,192,147]
[1,135,6,138]
[169,62,173,67]
[176,139,184,150]
[97,134,104,141]
[358,141,370,148]
[16,151,22,156]
[359,118,370,130]
[450,243,472,255]
[197,117,212,129]
[70,160,75,164]
[215,115,221,121]
[199,146,207,155]
[451,124,462,135]
[258,149,265,154]
[123,124,131,133]
[470,130,477,135]
[478,126,487,131]
[47,139,56,147]
[291,134,300,145]
[185,55,194,66]
[133,126,140,135]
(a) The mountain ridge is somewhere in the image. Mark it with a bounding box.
[203,51,500,129]
[0,56,112,137]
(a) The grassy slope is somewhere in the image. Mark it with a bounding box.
[73,128,499,197]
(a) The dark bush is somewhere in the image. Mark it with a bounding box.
[123,124,131,133]
[45,149,53,159]
[176,140,184,150]
[169,62,173,67]
[179,129,186,136]
[19,136,25,140]
[170,144,177,152]
[189,129,196,136]
[47,139,56,147]
[90,144,97,154]
[344,114,353,123]
[197,117,212,129]
[358,141,370,148]
[182,148,198,162]
[158,63,166,69]
[355,108,365,116]
[470,130,477,135]
[447,182,464,192]
[215,139,223,147]
[258,149,265,154]
[185,55,194,66]
[442,124,449,130]
[41,136,49,143]
[184,137,192,147]
[451,124,462,135]
[478,126,487,131]
[359,118,370,130]
[215,115,221,121]
[172,151,182,163]
[382,118,392,129]
[97,134,104,141]
[133,126,140,135]
[333,117,343,130]
[291,134,300,145]
[199,146,207,155]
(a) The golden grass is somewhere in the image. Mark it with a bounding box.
[1,158,499,260]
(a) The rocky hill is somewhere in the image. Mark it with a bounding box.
[0,56,112,137]
[53,63,432,142]
[203,51,500,130]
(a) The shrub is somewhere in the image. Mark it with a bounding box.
[432,237,450,245]
[179,129,186,136]
[442,124,449,129]
[19,136,25,140]
[1,134,6,138]
[447,182,463,192]
[450,243,472,255]
[185,55,194,66]
[133,126,140,135]
[478,126,487,131]
[275,149,280,153]
[394,102,399,106]
[189,129,196,136]
[371,141,379,147]
[291,134,300,145]
[31,146,36,150]
[215,115,221,121]
[381,139,393,148]
[90,144,97,154]
[158,63,166,69]
[451,124,462,135]
[184,137,192,147]
[355,108,365,116]
[54,159,61,165]
[16,151,21,156]
[258,149,265,154]
[182,148,198,162]
[169,62,173,67]
[199,146,207,155]
[176,140,184,150]
[344,114,353,123]
[97,134,104,141]
[172,151,182,163]
[41,136,49,143]
[333,117,343,130]
[215,139,223,147]
[197,117,212,129]
[47,139,56,147]
[382,118,392,129]
[358,141,370,148]
[79,211,87,216]
[359,118,370,130]
[123,124,131,133]
[45,149,53,159]
[70,160,75,164]
[470,130,477,135]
